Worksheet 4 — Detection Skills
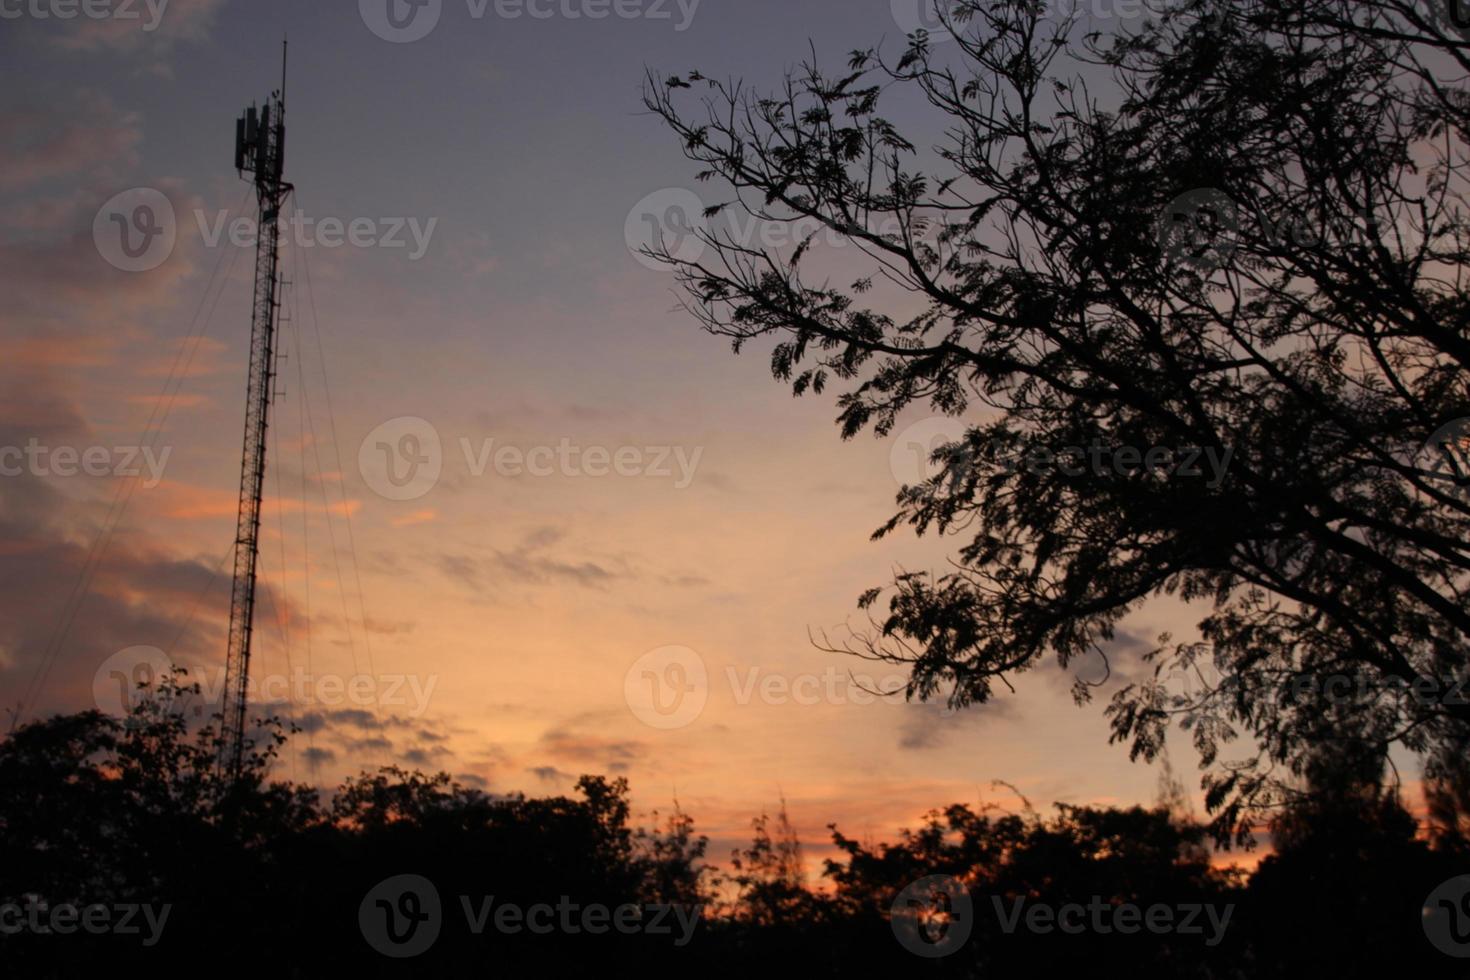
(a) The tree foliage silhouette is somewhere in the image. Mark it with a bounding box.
[643,0,1470,845]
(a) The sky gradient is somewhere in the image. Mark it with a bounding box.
[1,0,1264,875]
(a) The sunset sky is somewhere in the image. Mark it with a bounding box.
[2,0,1256,874]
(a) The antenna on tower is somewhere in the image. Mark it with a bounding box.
[220,49,295,789]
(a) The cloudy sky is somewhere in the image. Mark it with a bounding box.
[1,0,1238,874]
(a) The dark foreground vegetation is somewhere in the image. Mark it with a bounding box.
[0,681,1462,978]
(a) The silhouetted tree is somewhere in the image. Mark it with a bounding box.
[1424,728,1470,855]
[727,801,819,926]
[636,804,714,907]
[0,680,712,976]
[1242,741,1446,976]
[644,0,1470,844]
[825,794,1240,976]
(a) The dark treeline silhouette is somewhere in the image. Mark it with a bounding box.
[0,680,1460,977]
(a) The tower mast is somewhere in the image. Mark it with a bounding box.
[221,42,293,784]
